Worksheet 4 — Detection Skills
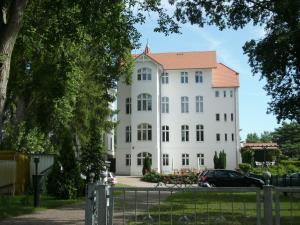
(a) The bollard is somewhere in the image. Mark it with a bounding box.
[263,170,273,225]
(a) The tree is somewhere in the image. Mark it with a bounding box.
[164,0,300,122]
[260,131,273,143]
[213,150,226,169]
[273,122,300,158]
[246,133,260,143]
[0,0,28,120]
[142,156,152,175]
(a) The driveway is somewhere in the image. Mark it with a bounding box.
[116,176,157,187]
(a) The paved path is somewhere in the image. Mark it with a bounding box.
[0,176,154,225]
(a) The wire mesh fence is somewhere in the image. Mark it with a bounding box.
[111,187,261,225]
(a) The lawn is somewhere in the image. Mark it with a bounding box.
[0,195,84,220]
[112,189,300,225]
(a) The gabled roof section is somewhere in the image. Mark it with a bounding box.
[212,63,239,88]
[133,49,217,70]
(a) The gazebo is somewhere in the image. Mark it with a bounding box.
[241,143,280,166]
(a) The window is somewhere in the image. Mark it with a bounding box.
[195,71,203,83]
[137,93,152,111]
[216,133,220,141]
[224,91,227,97]
[163,154,169,166]
[182,154,189,166]
[137,68,151,81]
[232,133,235,141]
[216,113,220,121]
[161,72,169,84]
[162,125,169,142]
[225,133,228,141]
[137,123,152,141]
[161,97,169,113]
[137,152,152,166]
[215,91,220,97]
[125,126,131,143]
[125,154,131,166]
[224,113,227,121]
[196,124,204,142]
[181,125,189,142]
[126,98,131,114]
[230,90,233,97]
[231,113,234,121]
[181,72,188,83]
[197,153,204,166]
[196,96,203,113]
[181,96,189,113]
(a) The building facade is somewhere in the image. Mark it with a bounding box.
[116,47,240,175]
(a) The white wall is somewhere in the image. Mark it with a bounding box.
[116,55,240,176]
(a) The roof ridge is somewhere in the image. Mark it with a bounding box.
[218,62,239,74]
[147,50,216,55]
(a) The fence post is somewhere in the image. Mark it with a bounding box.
[97,184,109,225]
[85,183,96,225]
[263,170,273,225]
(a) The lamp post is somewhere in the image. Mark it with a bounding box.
[33,156,40,207]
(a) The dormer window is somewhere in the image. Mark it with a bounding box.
[137,68,152,81]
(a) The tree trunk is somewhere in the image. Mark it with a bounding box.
[0,0,28,121]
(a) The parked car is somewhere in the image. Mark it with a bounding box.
[100,171,117,185]
[198,169,265,188]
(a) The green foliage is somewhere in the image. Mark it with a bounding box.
[241,149,254,164]
[142,156,152,175]
[280,160,300,167]
[273,122,300,157]
[47,131,83,199]
[260,131,273,143]
[246,133,260,143]
[142,171,161,183]
[239,163,251,174]
[214,150,227,169]
[142,172,198,184]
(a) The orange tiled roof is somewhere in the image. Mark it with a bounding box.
[133,48,239,87]
[212,63,239,88]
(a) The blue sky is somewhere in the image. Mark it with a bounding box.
[134,19,280,141]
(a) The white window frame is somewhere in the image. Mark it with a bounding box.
[181,96,189,113]
[196,96,203,113]
[195,71,203,83]
[161,97,169,113]
[162,125,169,142]
[161,72,169,84]
[216,113,220,121]
[197,153,204,166]
[137,93,152,111]
[137,123,152,141]
[137,67,152,81]
[162,154,169,166]
[181,125,189,142]
[126,97,131,114]
[125,126,131,143]
[125,154,131,166]
[182,153,189,166]
[196,124,204,142]
[215,90,220,97]
[180,72,188,84]
[137,152,152,166]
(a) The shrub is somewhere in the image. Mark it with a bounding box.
[241,149,253,164]
[142,156,152,175]
[142,171,161,182]
[239,163,251,174]
[280,160,300,167]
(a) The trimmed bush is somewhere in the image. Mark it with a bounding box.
[239,163,251,174]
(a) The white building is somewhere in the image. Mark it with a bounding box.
[116,47,240,176]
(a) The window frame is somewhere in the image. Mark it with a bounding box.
[162,125,169,142]
[137,67,152,81]
[137,93,152,111]
[162,154,169,166]
[161,96,169,113]
[137,152,152,166]
[180,71,188,84]
[137,123,152,141]
[196,96,204,113]
[196,124,204,142]
[182,153,189,166]
[125,154,131,166]
[181,125,189,142]
[181,96,189,113]
[125,97,131,114]
[197,153,205,166]
[195,71,203,83]
[216,113,220,121]
[161,72,169,84]
[216,133,221,141]
[125,126,131,143]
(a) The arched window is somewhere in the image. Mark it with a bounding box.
[137,152,152,165]
[137,68,152,81]
[196,124,204,142]
[137,93,152,111]
[137,123,152,141]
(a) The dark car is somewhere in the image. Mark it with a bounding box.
[198,169,265,188]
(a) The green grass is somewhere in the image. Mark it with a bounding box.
[115,191,300,225]
[0,195,84,220]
